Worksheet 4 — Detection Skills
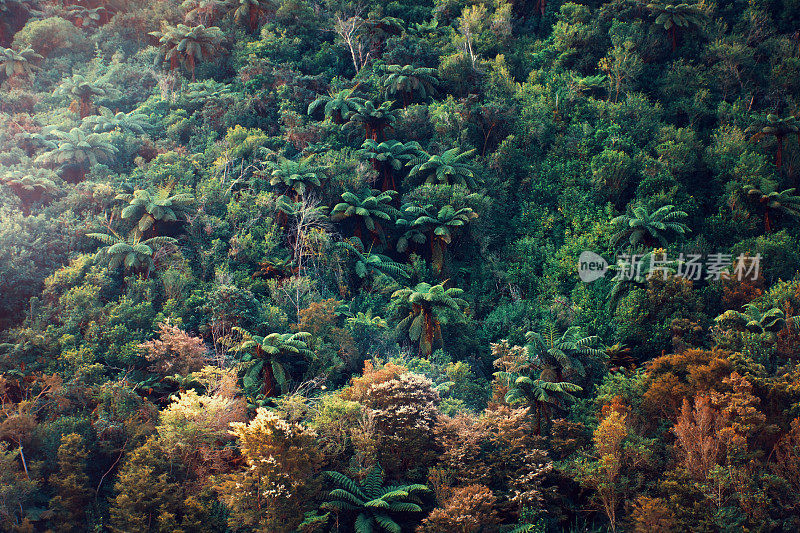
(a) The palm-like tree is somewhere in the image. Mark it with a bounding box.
[334,237,410,288]
[646,2,707,51]
[64,5,109,28]
[743,187,800,233]
[35,128,117,181]
[714,304,786,334]
[495,372,582,434]
[181,0,225,24]
[274,194,328,224]
[398,204,477,273]
[322,465,428,533]
[605,343,636,371]
[116,182,195,237]
[149,23,224,80]
[357,139,422,191]
[228,328,313,397]
[0,47,42,82]
[608,249,678,311]
[610,204,689,249]
[308,86,365,124]
[380,64,437,106]
[748,114,800,170]
[391,282,468,355]
[263,157,324,198]
[330,189,400,241]
[252,256,297,281]
[83,106,149,134]
[183,79,234,104]
[0,172,58,216]
[55,74,108,118]
[525,325,603,381]
[407,147,479,189]
[346,100,398,141]
[87,230,178,276]
[227,0,275,31]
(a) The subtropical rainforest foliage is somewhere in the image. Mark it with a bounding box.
[2,0,800,531]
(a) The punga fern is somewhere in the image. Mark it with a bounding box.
[322,465,429,533]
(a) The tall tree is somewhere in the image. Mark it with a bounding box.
[83,106,149,134]
[646,2,707,51]
[87,230,178,276]
[525,324,604,381]
[743,186,800,233]
[149,23,224,80]
[0,47,41,82]
[748,114,800,170]
[228,329,313,397]
[35,128,117,182]
[391,281,468,355]
[308,86,365,124]
[116,182,195,238]
[263,157,325,199]
[380,64,437,106]
[407,147,479,189]
[0,172,58,216]
[398,204,477,273]
[610,204,690,249]
[357,139,422,191]
[227,0,275,31]
[334,236,411,289]
[346,100,398,141]
[54,74,108,118]
[330,188,399,241]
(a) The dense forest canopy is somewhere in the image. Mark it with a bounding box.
[1,0,800,530]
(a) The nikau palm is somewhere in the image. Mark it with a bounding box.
[391,282,468,355]
[321,465,428,533]
[228,329,313,397]
[610,204,689,249]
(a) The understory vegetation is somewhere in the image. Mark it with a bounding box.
[1,0,800,530]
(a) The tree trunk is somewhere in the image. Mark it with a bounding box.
[80,96,92,118]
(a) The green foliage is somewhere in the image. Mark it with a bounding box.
[610,204,690,250]
[391,281,468,355]
[321,465,429,533]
